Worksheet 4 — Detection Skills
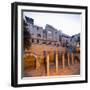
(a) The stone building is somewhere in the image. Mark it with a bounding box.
[70,33,80,47]
[24,16,80,48]
[24,16,63,47]
[61,33,71,47]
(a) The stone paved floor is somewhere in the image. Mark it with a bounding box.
[23,63,80,77]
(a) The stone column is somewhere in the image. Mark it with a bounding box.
[56,49,58,75]
[62,53,65,68]
[67,53,70,66]
[36,56,40,70]
[71,53,74,64]
[46,53,50,76]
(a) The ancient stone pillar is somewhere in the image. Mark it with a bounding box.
[67,53,70,66]
[56,49,58,75]
[62,53,65,68]
[71,53,74,64]
[46,53,50,76]
[36,56,40,70]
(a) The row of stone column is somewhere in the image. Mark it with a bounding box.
[46,52,74,76]
[35,51,75,76]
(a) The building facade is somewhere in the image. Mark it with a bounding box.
[24,16,80,48]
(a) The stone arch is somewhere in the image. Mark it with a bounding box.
[29,53,40,69]
[23,53,37,70]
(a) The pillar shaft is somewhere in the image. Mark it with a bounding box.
[71,53,74,64]
[67,53,70,66]
[56,52,58,75]
[36,56,40,70]
[62,53,65,68]
[46,54,50,76]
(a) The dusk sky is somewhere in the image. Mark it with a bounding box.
[23,12,81,36]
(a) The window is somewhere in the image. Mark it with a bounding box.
[37,34,41,37]
[47,31,52,39]
[48,31,52,34]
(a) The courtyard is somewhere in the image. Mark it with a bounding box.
[22,44,80,77]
